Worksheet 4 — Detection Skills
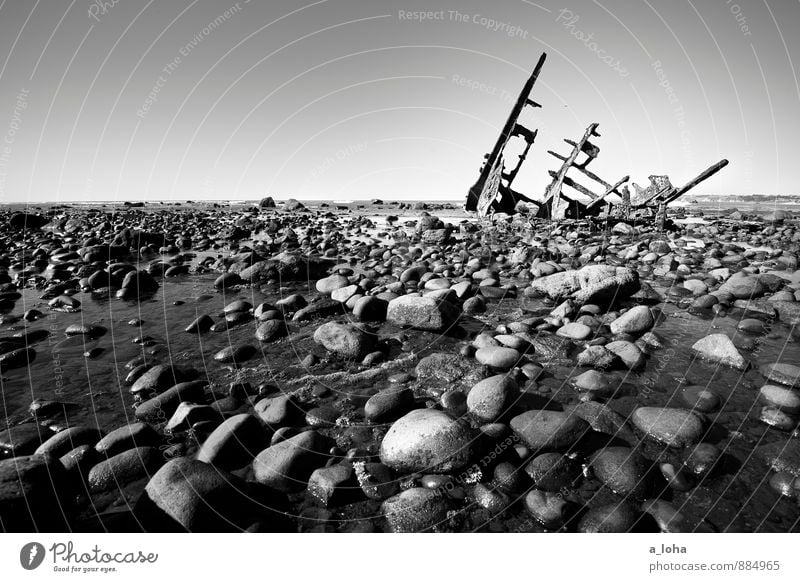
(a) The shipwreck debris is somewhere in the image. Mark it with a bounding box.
[539,122,629,220]
[625,159,730,228]
[465,52,546,217]
[465,53,730,227]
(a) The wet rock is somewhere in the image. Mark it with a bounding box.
[379,409,479,473]
[604,340,645,370]
[0,454,71,531]
[524,489,569,529]
[35,426,103,458]
[214,272,241,289]
[130,364,183,396]
[475,346,523,370]
[0,425,46,457]
[254,319,288,342]
[313,322,375,359]
[571,370,614,396]
[641,499,687,533]
[467,374,518,422]
[292,298,343,322]
[609,306,654,335]
[134,381,207,423]
[185,314,214,333]
[386,295,459,331]
[556,322,592,340]
[95,423,160,457]
[631,407,704,448]
[197,413,269,470]
[88,446,163,492]
[564,402,637,446]
[719,273,765,299]
[577,502,640,533]
[165,402,219,433]
[415,352,485,392]
[213,344,256,364]
[353,461,398,500]
[680,385,720,413]
[316,274,350,295]
[364,388,415,423]
[759,384,800,415]
[576,345,617,368]
[529,265,639,304]
[352,296,388,322]
[684,442,721,476]
[509,410,589,452]
[252,430,331,492]
[140,457,289,532]
[382,487,449,532]
[525,453,581,491]
[691,334,748,370]
[254,395,303,429]
[757,440,800,476]
[307,464,357,506]
[759,406,797,431]
[589,447,650,498]
[759,362,800,388]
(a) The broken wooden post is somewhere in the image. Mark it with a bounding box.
[466,53,546,217]
[539,123,629,220]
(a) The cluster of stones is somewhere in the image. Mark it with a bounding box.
[1,203,800,532]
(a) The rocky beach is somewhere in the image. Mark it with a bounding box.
[1,199,800,533]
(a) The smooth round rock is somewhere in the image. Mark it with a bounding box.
[466,374,518,422]
[475,346,522,370]
[510,410,589,452]
[589,447,650,499]
[759,384,800,415]
[381,487,449,532]
[631,407,704,448]
[680,385,720,413]
[379,409,479,474]
[577,502,640,533]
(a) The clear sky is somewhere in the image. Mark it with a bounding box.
[0,0,797,203]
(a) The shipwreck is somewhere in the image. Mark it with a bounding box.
[466,52,729,226]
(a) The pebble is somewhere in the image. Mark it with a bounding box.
[631,407,704,448]
[759,384,800,415]
[609,305,654,335]
[475,346,523,369]
[252,430,331,492]
[589,447,650,498]
[577,502,641,533]
[691,333,748,370]
[524,489,569,529]
[381,488,449,532]
[510,410,589,452]
[466,374,518,422]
